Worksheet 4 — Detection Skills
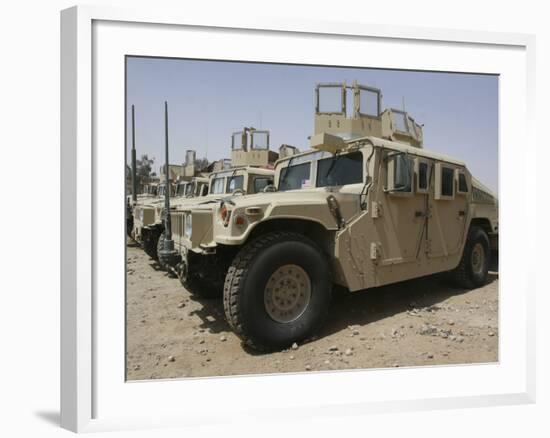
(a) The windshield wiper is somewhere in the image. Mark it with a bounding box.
[278,155,297,190]
[323,152,343,180]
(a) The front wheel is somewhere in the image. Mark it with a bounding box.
[223,231,332,351]
[450,226,491,288]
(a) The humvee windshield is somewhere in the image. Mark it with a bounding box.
[316,152,363,187]
[211,177,225,194]
[176,183,187,196]
[185,183,194,196]
[227,175,244,192]
[254,177,273,193]
[279,162,311,191]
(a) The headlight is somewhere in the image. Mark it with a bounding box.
[184,212,192,238]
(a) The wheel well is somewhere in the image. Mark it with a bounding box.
[247,219,332,255]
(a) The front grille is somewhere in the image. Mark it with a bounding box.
[171,212,185,238]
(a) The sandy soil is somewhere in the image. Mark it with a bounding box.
[126,240,498,380]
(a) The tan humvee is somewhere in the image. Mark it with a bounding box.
[126,182,160,236]
[137,166,275,260]
[132,177,203,258]
[165,81,498,351]
[153,127,279,264]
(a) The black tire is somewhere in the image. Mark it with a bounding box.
[126,216,133,238]
[450,226,491,288]
[223,231,332,351]
[143,230,159,260]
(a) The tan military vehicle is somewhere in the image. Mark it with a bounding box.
[126,182,160,236]
[155,166,275,262]
[132,176,210,252]
[131,178,177,257]
[164,81,498,351]
[155,126,279,264]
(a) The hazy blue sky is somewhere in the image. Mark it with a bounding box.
[126,57,498,192]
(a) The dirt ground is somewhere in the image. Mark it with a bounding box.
[126,240,498,380]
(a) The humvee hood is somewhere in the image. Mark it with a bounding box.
[220,188,362,232]
[226,189,354,209]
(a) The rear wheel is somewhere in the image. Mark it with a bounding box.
[223,231,332,351]
[450,226,491,288]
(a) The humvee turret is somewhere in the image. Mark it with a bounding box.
[164,81,498,351]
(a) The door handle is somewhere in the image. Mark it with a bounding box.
[458,210,466,217]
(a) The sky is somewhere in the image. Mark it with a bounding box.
[126,57,498,192]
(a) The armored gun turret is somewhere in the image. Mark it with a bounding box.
[230,127,279,168]
[313,81,423,149]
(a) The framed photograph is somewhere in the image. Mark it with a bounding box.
[61,5,536,433]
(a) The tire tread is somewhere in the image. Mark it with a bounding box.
[223,231,329,351]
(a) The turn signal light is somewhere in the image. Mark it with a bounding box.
[234,214,247,227]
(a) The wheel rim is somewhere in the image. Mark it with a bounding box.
[264,264,312,323]
[471,242,485,275]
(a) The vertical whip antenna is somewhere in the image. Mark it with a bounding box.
[158,101,179,268]
[131,105,137,204]
[164,101,172,241]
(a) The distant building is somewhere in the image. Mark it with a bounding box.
[159,164,185,182]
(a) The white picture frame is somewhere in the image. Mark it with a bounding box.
[60,5,536,433]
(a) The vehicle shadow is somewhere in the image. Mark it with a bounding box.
[186,297,229,335]
[317,271,498,341]
[181,251,499,354]
[148,260,178,277]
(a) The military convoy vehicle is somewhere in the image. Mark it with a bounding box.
[155,125,281,270]
[162,81,498,351]
[153,166,274,263]
[134,114,278,261]
[126,182,159,236]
